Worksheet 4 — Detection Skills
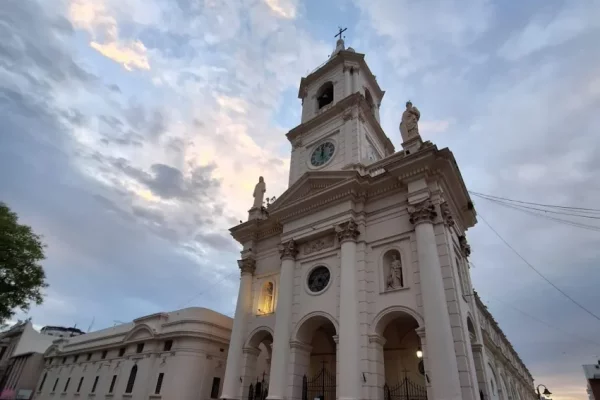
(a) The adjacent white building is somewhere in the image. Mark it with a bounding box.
[220,38,538,400]
[33,308,244,400]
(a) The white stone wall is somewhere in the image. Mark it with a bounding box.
[34,308,232,400]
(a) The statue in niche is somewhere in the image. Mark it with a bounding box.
[385,252,403,290]
[399,101,421,142]
[252,176,266,209]
[260,282,274,314]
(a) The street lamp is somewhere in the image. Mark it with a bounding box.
[536,384,552,399]
[416,347,423,359]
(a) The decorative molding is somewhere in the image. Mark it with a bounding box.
[242,347,261,357]
[335,220,360,243]
[303,235,335,255]
[440,201,454,227]
[279,239,298,260]
[408,200,437,225]
[342,110,354,121]
[415,326,426,339]
[237,258,256,275]
[289,340,312,353]
[458,235,471,257]
[368,334,386,346]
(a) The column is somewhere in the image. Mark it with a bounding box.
[409,200,462,400]
[267,240,298,400]
[336,220,361,400]
[221,257,256,400]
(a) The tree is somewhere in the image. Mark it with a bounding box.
[0,202,48,324]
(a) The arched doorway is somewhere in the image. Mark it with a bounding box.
[373,308,427,400]
[242,328,273,400]
[291,313,338,400]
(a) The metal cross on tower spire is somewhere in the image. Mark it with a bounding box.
[335,27,347,40]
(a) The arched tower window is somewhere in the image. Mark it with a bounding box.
[316,82,334,110]
[258,281,275,314]
[467,317,476,342]
[125,364,138,393]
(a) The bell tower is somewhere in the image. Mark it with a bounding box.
[287,36,395,186]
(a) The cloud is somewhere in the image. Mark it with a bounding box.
[68,0,150,70]
[263,0,298,19]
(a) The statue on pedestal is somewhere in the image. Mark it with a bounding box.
[399,101,421,142]
[252,176,266,209]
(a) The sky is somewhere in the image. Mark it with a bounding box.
[0,0,599,398]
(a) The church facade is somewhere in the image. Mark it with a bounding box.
[221,39,537,400]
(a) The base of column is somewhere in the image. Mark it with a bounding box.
[266,396,284,400]
[220,396,240,400]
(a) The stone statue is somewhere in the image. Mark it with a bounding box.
[390,253,403,288]
[399,101,421,142]
[261,282,274,313]
[252,176,266,209]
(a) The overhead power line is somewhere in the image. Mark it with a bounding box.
[177,270,238,309]
[477,212,600,324]
[477,196,600,233]
[469,191,600,214]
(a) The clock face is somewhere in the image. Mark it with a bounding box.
[310,141,335,167]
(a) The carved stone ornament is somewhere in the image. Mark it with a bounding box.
[408,200,437,225]
[458,235,471,257]
[303,235,335,255]
[336,220,360,243]
[279,239,299,260]
[343,110,354,121]
[237,257,256,275]
[440,201,455,227]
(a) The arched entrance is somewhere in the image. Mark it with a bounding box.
[242,328,273,400]
[291,313,338,400]
[372,308,427,400]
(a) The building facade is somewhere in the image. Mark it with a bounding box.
[33,307,238,400]
[220,38,538,400]
[0,321,56,400]
[582,362,600,400]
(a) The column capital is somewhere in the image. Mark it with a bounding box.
[367,334,386,347]
[415,326,426,339]
[289,340,312,353]
[471,343,484,352]
[458,235,471,257]
[336,220,360,243]
[237,257,256,275]
[440,201,455,227]
[242,346,261,357]
[408,200,437,226]
[278,239,298,260]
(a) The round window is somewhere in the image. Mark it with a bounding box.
[307,266,331,293]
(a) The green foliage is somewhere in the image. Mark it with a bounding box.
[0,202,48,324]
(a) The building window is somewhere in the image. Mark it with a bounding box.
[125,365,138,393]
[119,347,126,357]
[163,340,173,352]
[64,377,71,392]
[91,376,99,393]
[87,353,92,361]
[77,377,84,393]
[52,378,59,392]
[109,375,117,393]
[316,81,334,109]
[136,343,144,353]
[210,377,221,399]
[155,373,164,395]
[455,256,468,296]
[101,350,108,359]
[0,346,7,360]
[74,355,79,363]
[62,357,66,364]
[38,372,47,391]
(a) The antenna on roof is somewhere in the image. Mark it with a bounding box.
[87,317,95,333]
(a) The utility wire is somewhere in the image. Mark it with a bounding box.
[471,192,600,220]
[486,294,600,349]
[479,197,600,233]
[477,212,600,323]
[177,270,238,309]
[469,191,600,213]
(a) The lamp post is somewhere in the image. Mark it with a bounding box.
[536,384,552,400]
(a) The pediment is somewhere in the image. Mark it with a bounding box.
[123,324,155,343]
[267,170,357,212]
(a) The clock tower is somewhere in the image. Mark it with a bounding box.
[220,34,535,400]
[287,37,395,186]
